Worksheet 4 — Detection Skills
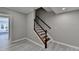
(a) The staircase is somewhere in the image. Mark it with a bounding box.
[34,16,51,48]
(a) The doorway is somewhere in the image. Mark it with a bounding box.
[0,16,10,50]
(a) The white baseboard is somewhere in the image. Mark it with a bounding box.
[9,37,26,47]
[11,37,26,43]
[25,37,44,48]
[10,36,79,50]
[11,37,44,48]
[33,31,45,47]
[53,40,79,50]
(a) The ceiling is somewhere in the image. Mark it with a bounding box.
[7,7,38,14]
[6,7,79,14]
[50,7,79,14]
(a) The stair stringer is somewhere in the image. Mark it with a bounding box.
[47,33,54,43]
[33,30,45,48]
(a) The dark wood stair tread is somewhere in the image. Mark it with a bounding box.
[34,17,51,48]
[41,36,48,39]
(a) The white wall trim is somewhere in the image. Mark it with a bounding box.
[33,30,45,46]
[10,37,25,47]
[47,33,79,50]
[10,37,44,48]
[25,37,44,48]
[8,37,26,48]
[47,33,54,43]
[53,40,79,50]
[11,37,26,43]
[10,36,79,50]
[0,13,10,16]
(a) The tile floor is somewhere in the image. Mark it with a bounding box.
[0,33,9,51]
[0,34,79,51]
[7,39,79,51]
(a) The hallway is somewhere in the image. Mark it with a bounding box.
[0,16,9,50]
[0,33,9,50]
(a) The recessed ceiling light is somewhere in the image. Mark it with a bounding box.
[62,8,66,10]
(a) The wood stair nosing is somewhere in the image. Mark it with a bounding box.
[41,36,48,39]
[37,31,45,33]
[41,37,50,43]
[37,31,45,34]
[35,27,40,28]
[36,29,42,30]
[39,33,45,35]
[40,35,46,38]
[36,29,44,32]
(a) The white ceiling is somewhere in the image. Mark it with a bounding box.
[7,7,38,14]
[50,7,79,14]
[6,7,79,14]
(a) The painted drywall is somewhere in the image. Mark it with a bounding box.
[0,7,44,46]
[25,11,44,46]
[0,7,26,41]
[37,8,79,47]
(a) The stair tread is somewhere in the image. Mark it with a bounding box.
[35,26,40,28]
[42,36,49,39]
[36,30,44,32]
[37,31,45,33]
[39,33,45,35]
[36,29,42,30]
[40,35,46,38]
[34,20,50,48]
[35,27,41,28]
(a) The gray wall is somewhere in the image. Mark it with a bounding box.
[25,11,44,45]
[0,7,43,45]
[0,7,27,41]
[37,9,79,47]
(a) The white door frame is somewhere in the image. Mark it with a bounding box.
[0,14,12,41]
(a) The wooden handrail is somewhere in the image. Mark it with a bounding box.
[34,20,46,44]
[34,19,49,48]
[34,20,46,32]
[36,16,51,29]
[34,27,45,44]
